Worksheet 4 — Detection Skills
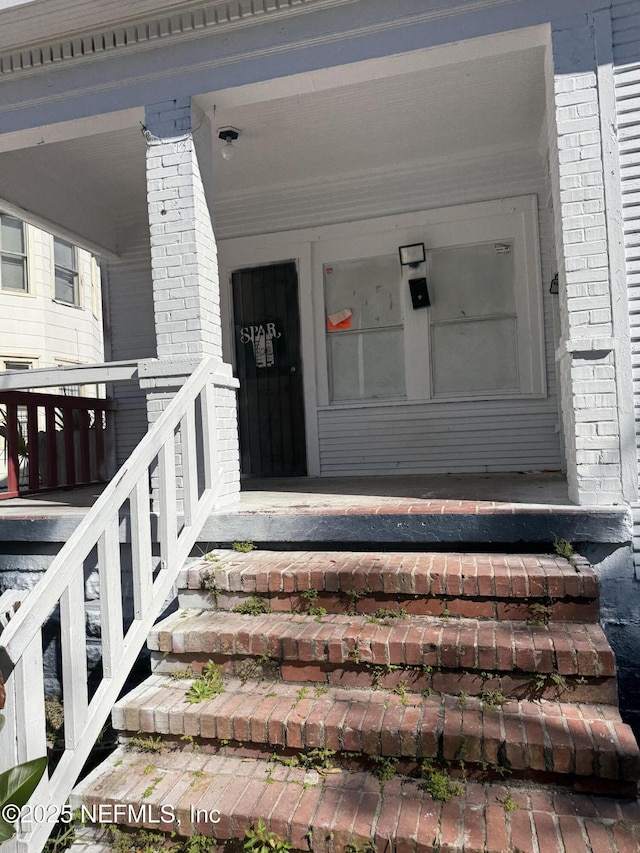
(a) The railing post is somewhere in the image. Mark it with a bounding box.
[44,405,59,489]
[0,590,48,849]
[130,477,152,620]
[62,407,76,487]
[59,571,88,748]
[201,379,218,492]
[158,437,178,569]
[181,402,198,526]
[97,517,124,678]
[5,402,20,498]
[26,404,39,492]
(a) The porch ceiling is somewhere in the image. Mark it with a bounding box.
[0,43,545,254]
[206,46,547,197]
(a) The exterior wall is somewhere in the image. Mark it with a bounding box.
[0,219,103,373]
[219,152,563,478]
[105,214,157,464]
[612,0,640,553]
[611,0,640,725]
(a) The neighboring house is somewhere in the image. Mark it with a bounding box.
[0,213,104,488]
[0,213,103,377]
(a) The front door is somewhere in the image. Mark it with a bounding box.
[232,262,307,477]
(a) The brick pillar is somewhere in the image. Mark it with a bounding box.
[545,20,624,506]
[141,98,239,509]
[145,97,222,360]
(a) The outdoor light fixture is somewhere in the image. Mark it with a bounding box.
[399,243,426,267]
[218,127,240,160]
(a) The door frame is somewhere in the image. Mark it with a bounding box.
[218,242,321,476]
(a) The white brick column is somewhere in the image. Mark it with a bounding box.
[141,98,239,509]
[145,97,222,360]
[545,20,627,506]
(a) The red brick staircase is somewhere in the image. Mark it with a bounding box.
[71,549,640,851]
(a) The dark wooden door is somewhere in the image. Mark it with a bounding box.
[232,262,307,477]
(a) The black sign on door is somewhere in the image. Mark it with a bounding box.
[232,262,307,477]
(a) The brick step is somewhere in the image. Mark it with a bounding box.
[148,610,616,688]
[70,748,640,853]
[179,550,599,622]
[111,675,640,795]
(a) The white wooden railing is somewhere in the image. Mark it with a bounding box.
[0,357,228,852]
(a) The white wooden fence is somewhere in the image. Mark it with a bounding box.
[0,357,228,851]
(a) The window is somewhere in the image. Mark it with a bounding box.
[428,241,519,396]
[54,237,79,304]
[3,360,32,371]
[324,255,405,402]
[0,215,28,292]
[318,196,545,407]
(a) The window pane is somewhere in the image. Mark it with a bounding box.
[54,238,75,270]
[324,255,402,330]
[431,317,518,395]
[55,269,76,303]
[329,328,405,401]
[1,256,27,290]
[1,216,24,254]
[4,361,30,371]
[429,242,515,322]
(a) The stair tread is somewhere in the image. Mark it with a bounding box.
[71,748,640,852]
[180,550,598,599]
[149,610,616,677]
[112,675,640,781]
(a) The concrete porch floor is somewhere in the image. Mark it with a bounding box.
[0,472,574,519]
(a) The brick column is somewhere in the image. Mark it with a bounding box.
[142,98,239,509]
[145,97,222,360]
[545,21,624,506]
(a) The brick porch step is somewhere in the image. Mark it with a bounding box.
[148,611,617,699]
[70,748,640,853]
[178,550,600,622]
[111,675,640,795]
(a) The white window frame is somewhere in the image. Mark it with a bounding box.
[313,195,545,407]
[0,214,29,294]
[52,236,80,306]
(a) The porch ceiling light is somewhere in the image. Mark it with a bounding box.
[399,243,426,268]
[218,127,240,160]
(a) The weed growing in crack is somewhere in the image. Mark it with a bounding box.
[232,541,256,553]
[126,735,164,754]
[185,662,225,704]
[420,760,463,803]
[233,596,271,616]
[244,820,291,853]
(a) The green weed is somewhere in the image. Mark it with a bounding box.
[185,661,225,704]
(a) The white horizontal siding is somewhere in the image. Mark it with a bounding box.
[613,0,640,549]
[106,216,156,463]
[318,404,560,475]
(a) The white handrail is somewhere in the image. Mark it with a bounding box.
[0,356,227,852]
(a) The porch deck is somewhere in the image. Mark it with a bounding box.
[0,472,630,547]
[0,471,572,518]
